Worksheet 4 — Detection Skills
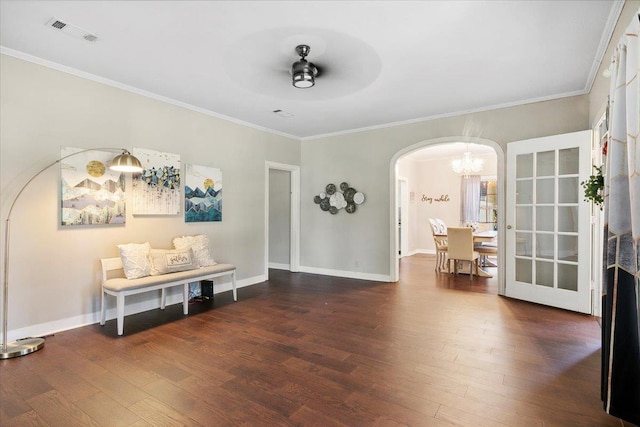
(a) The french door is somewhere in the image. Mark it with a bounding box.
[505,130,592,313]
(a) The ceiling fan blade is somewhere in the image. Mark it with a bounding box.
[315,64,328,77]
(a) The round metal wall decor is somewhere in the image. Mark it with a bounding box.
[313,181,365,214]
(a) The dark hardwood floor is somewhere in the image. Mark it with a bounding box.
[0,254,630,426]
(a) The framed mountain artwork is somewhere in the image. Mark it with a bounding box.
[185,164,222,222]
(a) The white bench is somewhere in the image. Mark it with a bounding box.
[100,257,236,335]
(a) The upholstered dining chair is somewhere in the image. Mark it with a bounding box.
[446,227,480,282]
[428,218,448,273]
[475,243,497,267]
[435,218,448,234]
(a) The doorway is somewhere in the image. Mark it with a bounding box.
[389,137,505,295]
[265,162,300,280]
[398,178,409,257]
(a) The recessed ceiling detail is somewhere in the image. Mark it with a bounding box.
[224,27,382,101]
[0,2,622,138]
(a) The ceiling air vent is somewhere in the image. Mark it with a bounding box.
[273,109,294,118]
[45,17,98,42]
[50,20,66,30]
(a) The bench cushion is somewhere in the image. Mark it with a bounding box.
[103,263,235,292]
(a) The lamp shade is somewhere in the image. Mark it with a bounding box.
[110,150,143,172]
[2,146,142,359]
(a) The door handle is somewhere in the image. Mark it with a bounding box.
[507,225,512,229]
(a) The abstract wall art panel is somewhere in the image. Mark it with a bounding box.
[132,148,181,215]
[185,164,222,222]
[60,147,126,226]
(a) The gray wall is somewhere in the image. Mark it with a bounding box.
[300,96,589,277]
[268,169,291,266]
[2,0,633,336]
[0,54,299,338]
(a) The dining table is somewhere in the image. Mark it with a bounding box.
[434,229,497,277]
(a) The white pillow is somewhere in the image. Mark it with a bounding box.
[117,242,151,279]
[148,248,199,276]
[173,235,216,267]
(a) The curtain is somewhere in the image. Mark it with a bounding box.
[459,175,480,226]
[601,13,640,425]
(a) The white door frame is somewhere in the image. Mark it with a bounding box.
[389,137,505,296]
[265,162,300,280]
[398,177,410,257]
[590,110,607,317]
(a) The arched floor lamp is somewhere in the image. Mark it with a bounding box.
[1,148,143,359]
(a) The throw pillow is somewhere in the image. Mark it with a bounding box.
[148,248,199,276]
[172,234,216,267]
[117,242,151,279]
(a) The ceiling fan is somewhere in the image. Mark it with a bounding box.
[290,44,322,89]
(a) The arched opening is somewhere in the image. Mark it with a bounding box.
[389,137,506,295]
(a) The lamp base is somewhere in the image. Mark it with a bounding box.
[0,337,45,359]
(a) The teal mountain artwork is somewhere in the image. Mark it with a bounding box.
[185,185,222,222]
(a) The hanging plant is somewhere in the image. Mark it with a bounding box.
[581,165,604,209]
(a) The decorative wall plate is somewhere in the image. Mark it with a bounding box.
[313,182,365,214]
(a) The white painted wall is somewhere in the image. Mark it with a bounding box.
[0,55,300,339]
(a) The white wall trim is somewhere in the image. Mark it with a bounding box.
[389,136,506,295]
[583,0,625,92]
[7,274,266,342]
[299,266,391,283]
[398,249,432,258]
[1,45,609,144]
[265,162,301,280]
[301,91,587,141]
[268,262,291,270]
[414,249,436,255]
[0,47,299,141]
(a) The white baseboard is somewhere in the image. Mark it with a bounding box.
[268,262,290,270]
[299,266,391,282]
[415,248,436,255]
[6,274,266,342]
[399,249,436,257]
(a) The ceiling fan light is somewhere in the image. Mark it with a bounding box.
[291,59,317,88]
[291,45,318,89]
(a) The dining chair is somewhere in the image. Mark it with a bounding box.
[446,227,480,281]
[435,218,448,234]
[475,242,498,267]
[428,219,448,273]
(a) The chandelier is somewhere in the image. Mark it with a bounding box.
[451,151,483,176]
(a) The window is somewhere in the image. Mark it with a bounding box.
[479,179,497,225]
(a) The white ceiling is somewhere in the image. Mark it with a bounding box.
[0,1,621,140]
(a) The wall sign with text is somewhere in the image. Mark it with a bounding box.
[421,194,450,204]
